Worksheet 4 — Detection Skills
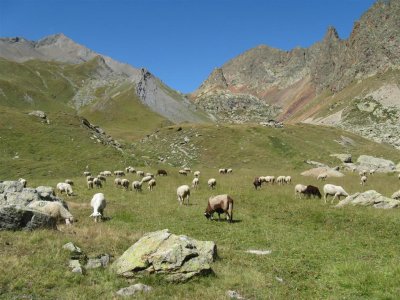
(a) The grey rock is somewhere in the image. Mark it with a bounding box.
[62,242,82,255]
[0,205,57,230]
[85,258,102,270]
[391,190,400,200]
[112,229,216,282]
[226,290,246,299]
[0,181,24,193]
[69,259,84,275]
[336,190,400,209]
[305,160,328,168]
[330,153,352,163]
[35,186,56,200]
[28,110,47,119]
[356,155,396,173]
[1,188,40,207]
[116,283,152,297]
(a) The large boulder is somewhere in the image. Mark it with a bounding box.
[330,153,352,163]
[0,205,57,230]
[357,155,396,173]
[301,167,344,178]
[0,181,24,193]
[0,188,40,207]
[112,229,217,282]
[336,190,400,209]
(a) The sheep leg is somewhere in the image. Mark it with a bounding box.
[324,194,328,203]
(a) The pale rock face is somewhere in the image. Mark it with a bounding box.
[336,190,400,209]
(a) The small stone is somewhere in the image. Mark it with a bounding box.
[62,242,82,255]
[85,258,102,270]
[69,260,84,275]
[116,283,152,297]
[226,290,245,299]
[245,249,272,255]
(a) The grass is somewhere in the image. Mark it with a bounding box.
[1,167,400,299]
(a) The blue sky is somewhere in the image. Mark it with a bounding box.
[0,0,375,93]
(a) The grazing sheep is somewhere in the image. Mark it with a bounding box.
[227,168,233,174]
[141,175,153,183]
[219,168,227,174]
[114,178,122,187]
[192,177,199,189]
[398,174,400,180]
[302,185,322,199]
[369,169,376,175]
[183,167,191,173]
[28,201,74,225]
[204,194,234,223]
[87,180,94,189]
[102,171,112,177]
[65,179,74,186]
[284,176,292,184]
[178,169,188,176]
[157,169,168,176]
[136,170,145,177]
[18,178,27,188]
[121,179,130,190]
[294,184,307,198]
[86,175,94,182]
[260,176,275,185]
[208,178,217,190]
[97,175,106,183]
[148,179,156,191]
[276,176,286,185]
[125,166,136,174]
[253,177,262,190]
[392,190,400,200]
[177,185,190,205]
[93,177,102,188]
[114,170,125,177]
[132,181,142,192]
[323,184,349,203]
[317,173,327,181]
[193,171,200,177]
[56,182,73,196]
[360,175,367,186]
[83,171,91,177]
[359,170,367,177]
[89,193,106,223]
[145,172,154,178]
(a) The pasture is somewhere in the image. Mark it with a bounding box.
[1,167,400,299]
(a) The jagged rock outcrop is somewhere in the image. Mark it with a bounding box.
[336,190,400,209]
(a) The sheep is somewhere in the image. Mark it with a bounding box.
[148,179,156,191]
[83,171,91,177]
[398,174,400,180]
[359,170,367,177]
[121,179,130,190]
[132,181,142,192]
[89,193,106,223]
[86,175,94,182]
[323,184,349,203]
[114,178,122,187]
[369,169,376,175]
[302,185,322,199]
[65,179,74,186]
[227,168,233,174]
[102,171,112,177]
[219,168,227,174]
[183,167,191,173]
[178,169,188,176]
[192,177,199,189]
[93,177,102,188]
[284,176,292,184]
[392,190,400,200]
[177,185,190,205]
[97,175,106,183]
[193,171,200,177]
[276,176,286,185]
[157,169,168,176]
[141,175,153,183]
[145,172,154,178]
[87,180,94,189]
[204,194,233,223]
[294,184,307,198]
[317,173,327,181]
[56,182,73,196]
[114,170,125,177]
[125,166,136,174]
[28,200,74,225]
[253,177,262,190]
[136,170,145,177]
[208,178,217,190]
[360,175,367,186]
[18,178,27,188]
[260,176,275,185]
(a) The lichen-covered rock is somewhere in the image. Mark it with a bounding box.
[356,155,396,173]
[116,283,152,297]
[112,229,216,282]
[0,188,40,207]
[336,190,400,209]
[0,181,24,194]
[0,205,57,230]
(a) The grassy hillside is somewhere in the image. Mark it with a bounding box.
[133,123,400,170]
[0,105,135,179]
[1,165,400,299]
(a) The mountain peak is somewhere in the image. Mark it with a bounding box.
[36,33,74,47]
[323,26,340,42]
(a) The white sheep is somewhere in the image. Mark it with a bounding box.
[97,175,106,183]
[87,180,94,189]
[227,168,233,174]
[208,178,217,189]
[359,170,367,177]
[148,179,156,191]
[183,167,191,173]
[86,175,94,182]
[136,170,145,177]
[276,176,286,185]
[83,171,91,177]
[398,174,400,180]
[177,185,190,205]
[192,177,199,189]
[317,173,327,181]
[114,170,125,176]
[323,184,349,203]
[141,175,153,183]
[284,176,292,184]
[89,193,106,223]
[219,168,227,174]
[360,175,367,186]
[121,179,130,190]
[18,178,27,188]
[391,190,400,200]
[178,169,188,176]
[194,171,200,177]
[56,182,73,196]
[28,201,74,225]
[294,184,307,199]
[114,178,122,187]
[260,176,275,185]
[93,177,102,188]
[102,171,112,177]
[145,172,154,178]
[132,181,142,192]
[65,179,74,186]
[369,169,376,175]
